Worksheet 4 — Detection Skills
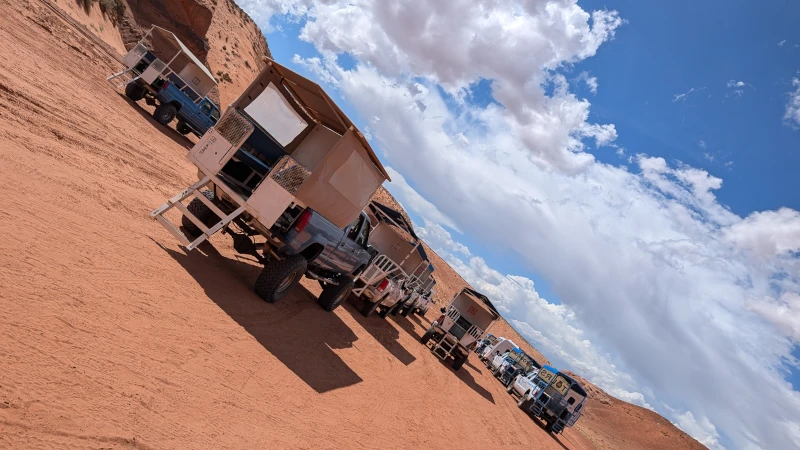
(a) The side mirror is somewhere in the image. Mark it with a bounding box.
[440,307,446,314]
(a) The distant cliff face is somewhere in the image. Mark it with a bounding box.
[113,0,271,105]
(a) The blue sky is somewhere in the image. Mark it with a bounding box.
[239,1,800,448]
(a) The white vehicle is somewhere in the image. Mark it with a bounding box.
[421,288,500,371]
[414,289,434,316]
[490,349,515,373]
[355,202,432,318]
[480,337,517,362]
[507,369,541,397]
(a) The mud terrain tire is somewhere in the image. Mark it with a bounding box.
[420,327,435,344]
[125,83,145,101]
[452,352,468,370]
[318,276,354,312]
[154,103,177,125]
[254,255,307,303]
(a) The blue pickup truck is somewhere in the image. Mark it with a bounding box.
[124,72,220,137]
[181,176,373,311]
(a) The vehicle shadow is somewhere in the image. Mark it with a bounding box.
[117,93,195,150]
[342,298,416,366]
[434,352,495,405]
[391,312,423,341]
[154,238,363,393]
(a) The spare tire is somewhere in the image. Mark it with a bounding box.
[124,83,145,101]
[181,190,218,237]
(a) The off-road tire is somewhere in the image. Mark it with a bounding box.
[254,255,307,303]
[124,83,145,101]
[379,300,399,319]
[401,305,413,317]
[391,302,403,316]
[420,327,435,344]
[452,352,468,371]
[318,276,354,312]
[176,121,192,135]
[181,190,218,237]
[518,396,531,409]
[545,420,556,434]
[361,299,381,317]
[154,103,177,125]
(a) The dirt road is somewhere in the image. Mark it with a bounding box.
[0,2,595,449]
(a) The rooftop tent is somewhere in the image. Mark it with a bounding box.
[224,59,390,229]
[464,287,501,320]
[368,201,419,240]
[145,26,217,98]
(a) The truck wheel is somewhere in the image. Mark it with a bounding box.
[390,303,403,316]
[176,121,192,135]
[181,190,218,237]
[451,352,468,371]
[518,396,531,409]
[401,305,413,317]
[361,299,381,317]
[507,378,517,393]
[318,276,354,312]
[154,103,177,125]
[124,83,145,101]
[378,301,398,319]
[254,255,307,303]
[545,420,556,434]
[420,326,435,344]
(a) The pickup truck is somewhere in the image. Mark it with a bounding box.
[125,75,220,137]
[508,368,540,398]
[182,188,373,311]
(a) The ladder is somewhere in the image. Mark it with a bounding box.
[150,176,246,251]
[106,67,139,90]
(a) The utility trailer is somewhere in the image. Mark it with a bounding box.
[151,59,390,311]
[354,201,432,318]
[421,288,500,370]
[108,26,220,136]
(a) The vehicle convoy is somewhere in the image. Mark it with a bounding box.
[108,26,221,137]
[354,201,433,318]
[151,58,390,311]
[480,336,517,362]
[517,365,588,434]
[412,287,435,317]
[493,348,540,386]
[421,288,500,370]
[475,334,498,355]
[398,267,435,317]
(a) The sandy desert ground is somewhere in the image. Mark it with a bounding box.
[0,1,611,449]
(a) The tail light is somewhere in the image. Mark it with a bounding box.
[377,279,389,292]
[468,341,478,351]
[436,314,445,325]
[294,209,312,233]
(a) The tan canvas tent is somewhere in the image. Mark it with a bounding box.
[144,26,217,98]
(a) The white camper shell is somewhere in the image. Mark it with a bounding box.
[152,59,390,251]
[355,202,432,318]
[420,288,500,371]
[480,337,517,362]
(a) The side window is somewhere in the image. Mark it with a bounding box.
[347,216,361,241]
[210,107,220,122]
[201,101,212,115]
[355,217,370,246]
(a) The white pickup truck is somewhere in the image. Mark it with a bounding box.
[507,369,541,398]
